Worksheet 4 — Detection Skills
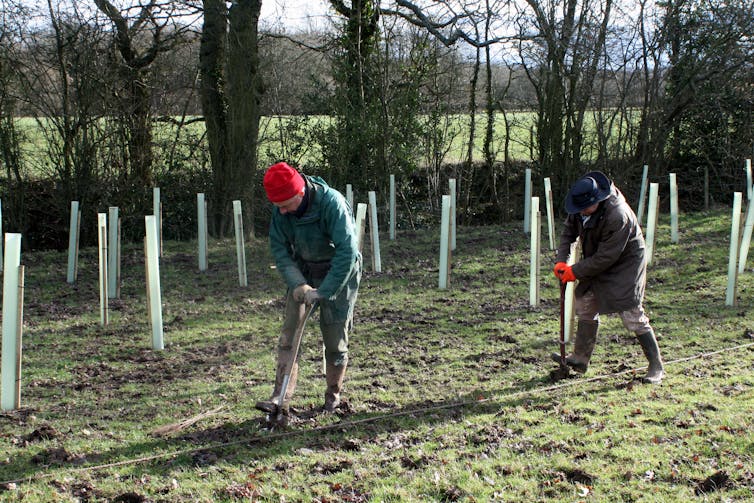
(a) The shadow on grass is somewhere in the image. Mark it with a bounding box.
[1,369,635,485]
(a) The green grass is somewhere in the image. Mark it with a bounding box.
[0,209,753,501]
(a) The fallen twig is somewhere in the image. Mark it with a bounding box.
[150,406,225,437]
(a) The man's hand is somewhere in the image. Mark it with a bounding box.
[304,288,321,306]
[553,262,576,283]
[292,284,313,303]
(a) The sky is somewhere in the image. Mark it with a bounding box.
[259,0,333,31]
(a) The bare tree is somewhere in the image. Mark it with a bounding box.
[0,0,28,236]
[515,0,614,196]
[93,0,191,189]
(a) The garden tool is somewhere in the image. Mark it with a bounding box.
[550,280,571,381]
[255,301,318,424]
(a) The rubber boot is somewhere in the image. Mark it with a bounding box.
[637,330,664,384]
[324,362,347,412]
[551,320,599,373]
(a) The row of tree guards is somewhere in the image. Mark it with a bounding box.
[1,161,752,410]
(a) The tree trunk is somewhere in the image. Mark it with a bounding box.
[200,0,229,236]
[227,0,263,238]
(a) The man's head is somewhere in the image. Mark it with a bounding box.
[264,162,306,214]
[565,171,611,215]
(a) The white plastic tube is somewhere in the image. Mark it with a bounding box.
[197,193,208,271]
[529,197,541,306]
[233,200,248,287]
[637,165,649,227]
[1,233,22,410]
[368,191,381,272]
[97,213,109,326]
[439,195,451,289]
[145,215,164,349]
[67,201,80,283]
[645,183,659,265]
[726,193,743,306]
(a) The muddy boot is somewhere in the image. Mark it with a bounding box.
[551,320,599,373]
[637,330,664,384]
[324,362,347,412]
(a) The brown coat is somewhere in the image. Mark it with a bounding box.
[556,184,646,313]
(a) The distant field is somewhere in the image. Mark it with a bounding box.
[13,110,639,177]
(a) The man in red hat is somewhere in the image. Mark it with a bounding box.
[256,162,361,426]
[553,171,664,384]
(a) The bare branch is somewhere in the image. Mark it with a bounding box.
[383,0,516,48]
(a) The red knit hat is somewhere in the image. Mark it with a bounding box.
[263,162,305,203]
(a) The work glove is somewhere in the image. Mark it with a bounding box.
[553,262,576,283]
[292,284,313,303]
[304,288,321,306]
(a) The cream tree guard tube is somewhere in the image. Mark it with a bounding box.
[0,200,3,273]
[368,191,382,273]
[449,178,457,252]
[97,213,109,326]
[669,173,679,244]
[1,233,22,411]
[529,196,541,306]
[108,207,121,298]
[738,194,754,274]
[523,168,531,234]
[544,177,556,250]
[197,193,208,271]
[645,183,659,266]
[636,164,649,227]
[153,187,162,257]
[389,175,396,241]
[740,160,754,273]
[726,192,743,307]
[346,184,353,210]
[439,195,451,289]
[67,201,81,283]
[564,239,581,343]
[233,200,248,287]
[145,215,164,350]
[355,202,368,253]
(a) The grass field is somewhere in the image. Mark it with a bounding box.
[15,112,547,176]
[0,209,752,501]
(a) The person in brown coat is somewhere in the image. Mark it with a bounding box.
[552,171,665,384]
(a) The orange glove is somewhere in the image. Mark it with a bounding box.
[553,262,576,283]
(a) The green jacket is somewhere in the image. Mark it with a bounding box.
[269,175,360,303]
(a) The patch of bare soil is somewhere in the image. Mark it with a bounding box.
[694,470,731,495]
[30,447,86,466]
[23,424,60,443]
